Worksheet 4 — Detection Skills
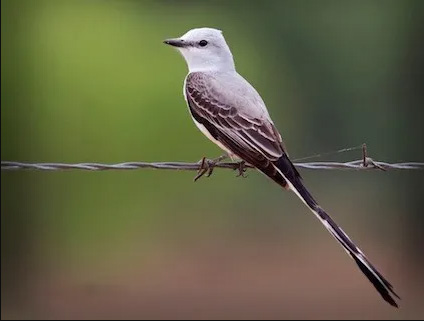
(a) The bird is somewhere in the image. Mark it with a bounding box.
[163,27,399,307]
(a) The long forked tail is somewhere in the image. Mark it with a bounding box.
[272,156,400,307]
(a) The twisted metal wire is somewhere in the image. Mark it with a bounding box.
[2,160,423,171]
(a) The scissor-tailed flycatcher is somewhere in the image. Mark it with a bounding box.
[164,27,399,307]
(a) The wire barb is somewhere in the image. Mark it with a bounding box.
[1,160,423,171]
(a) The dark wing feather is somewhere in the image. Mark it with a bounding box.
[186,72,284,161]
[186,72,300,186]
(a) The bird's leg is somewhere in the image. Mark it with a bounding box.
[205,154,228,178]
[193,154,228,182]
[235,160,248,178]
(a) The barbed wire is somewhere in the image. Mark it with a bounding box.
[2,160,423,172]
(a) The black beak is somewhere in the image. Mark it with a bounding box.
[163,38,186,48]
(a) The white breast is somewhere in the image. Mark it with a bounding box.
[183,75,236,158]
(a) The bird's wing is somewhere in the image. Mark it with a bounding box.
[185,72,285,163]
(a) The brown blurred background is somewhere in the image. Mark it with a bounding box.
[1,0,424,319]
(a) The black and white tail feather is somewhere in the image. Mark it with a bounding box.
[272,156,400,307]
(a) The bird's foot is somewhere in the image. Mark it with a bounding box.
[193,155,228,182]
[235,161,248,178]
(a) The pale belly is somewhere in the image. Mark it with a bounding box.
[191,117,239,160]
[183,76,240,160]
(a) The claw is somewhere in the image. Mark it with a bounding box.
[193,155,227,182]
[194,157,209,182]
[235,161,248,178]
[206,166,215,177]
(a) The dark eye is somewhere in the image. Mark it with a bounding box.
[199,40,208,47]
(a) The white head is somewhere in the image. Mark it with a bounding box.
[164,27,235,73]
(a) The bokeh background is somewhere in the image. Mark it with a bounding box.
[2,0,424,319]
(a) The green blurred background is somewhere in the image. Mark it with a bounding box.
[2,0,424,319]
